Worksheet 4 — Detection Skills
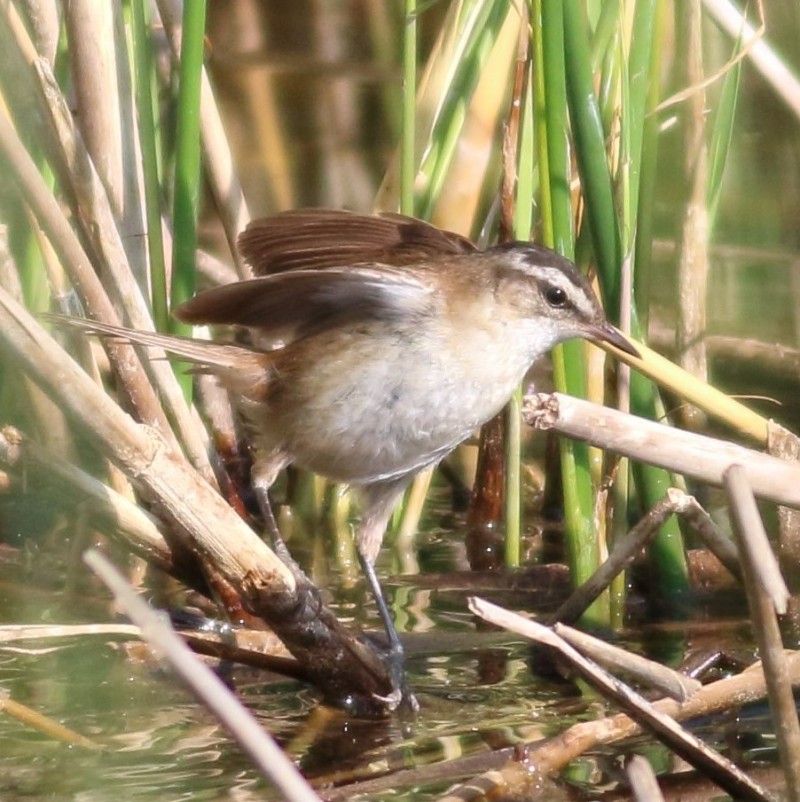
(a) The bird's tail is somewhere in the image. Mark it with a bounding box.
[47,314,271,400]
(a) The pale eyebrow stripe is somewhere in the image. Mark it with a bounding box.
[504,256,585,291]
[500,257,601,315]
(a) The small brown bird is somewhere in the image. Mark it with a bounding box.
[68,210,637,706]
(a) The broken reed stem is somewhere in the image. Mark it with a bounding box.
[724,464,800,801]
[553,623,701,702]
[470,597,776,802]
[550,487,739,625]
[523,392,800,508]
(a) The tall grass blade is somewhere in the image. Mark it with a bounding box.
[707,36,743,225]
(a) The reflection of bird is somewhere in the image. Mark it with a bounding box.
[68,209,637,709]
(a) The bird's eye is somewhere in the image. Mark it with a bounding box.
[544,286,568,308]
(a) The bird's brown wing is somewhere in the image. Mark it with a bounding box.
[176,265,436,340]
[237,208,477,275]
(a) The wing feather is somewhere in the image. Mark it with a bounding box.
[175,265,436,340]
[238,209,476,274]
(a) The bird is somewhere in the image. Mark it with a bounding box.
[63,209,638,709]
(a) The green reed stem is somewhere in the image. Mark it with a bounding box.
[604,1,656,623]
[625,0,658,236]
[130,0,167,329]
[590,0,620,72]
[169,0,206,343]
[540,2,572,257]
[563,0,689,594]
[401,0,417,216]
[562,0,621,315]
[633,0,665,329]
[504,68,537,568]
[537,0,608,622]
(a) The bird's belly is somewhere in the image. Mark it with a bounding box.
[291,389,493,483]
[257,339,528,485]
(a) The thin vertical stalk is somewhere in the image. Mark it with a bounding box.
[538,0,606,621]
[504,388,521,567]
[630,89,690,591]
[562,0,621,315]
[590,0,621,71]
[392,0,426,554]
[675,0,710,408]
[539,2,572,259]
[170,0,206,338]
[131,0,168,330]
[513,61,535,239]
[504,63,536,568]
[63,1,123,216]
[625,0,658,237]
[401,0,416,216]
[633,0,665,327]
[608,0,659,624]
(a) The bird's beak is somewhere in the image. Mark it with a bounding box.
[586,322,640,358]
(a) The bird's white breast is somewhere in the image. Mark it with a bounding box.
[255,313,554,485]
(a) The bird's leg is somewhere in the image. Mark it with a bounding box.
[251,451,305,578]
[357,479,419,711]
[356,549,418,709]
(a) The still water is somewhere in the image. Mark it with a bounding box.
[0,524,772,801]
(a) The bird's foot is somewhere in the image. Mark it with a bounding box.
[373,677,418,714]
[357,553,419,713]
[378,641,419,714]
